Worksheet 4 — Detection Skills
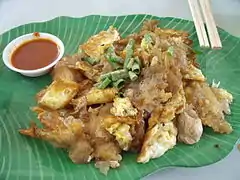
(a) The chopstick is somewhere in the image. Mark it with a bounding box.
[188,0,222,49]
[188,0,210,48]
[199,0,222,49]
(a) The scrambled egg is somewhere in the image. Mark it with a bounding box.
[137,121,177,163]
[106,97,138,151]
[110,97,138,117]
[80,26,120,59]
[106,122,132,151]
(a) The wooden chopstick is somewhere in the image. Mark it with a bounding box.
[188,0,210,48]
[199,0,222,49]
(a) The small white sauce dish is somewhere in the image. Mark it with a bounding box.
[2,32,65,77]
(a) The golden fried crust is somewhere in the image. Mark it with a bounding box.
[184,82,233,134]
[19,111,84,148]
[19,122,37,138]
[202,116,232,134]
[86,88,117,105]
[38,79,79,110]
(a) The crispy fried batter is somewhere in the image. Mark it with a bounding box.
[148,87,186,127]
[19,111,84,148]
[125,65,171,112]
[182,64,205,81]
[211,87,233,114]
[70,96,89,120]
[68,135,93,164]
[52,65,84,82]
[54,54,82,69]
[140,20,159,32]
[86,105,123,170]
[185,82,233,134]
[76,61,100,82]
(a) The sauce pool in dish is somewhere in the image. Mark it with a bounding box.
[11,38,59,70]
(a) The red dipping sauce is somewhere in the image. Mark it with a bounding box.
[11,38,59,70]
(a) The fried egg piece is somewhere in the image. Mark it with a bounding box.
[107,97,139,150]
[104,115,137,151]
[80,26,120,59]
[110,97,138,117]
[106,122,133,151]
[137,121,177,163]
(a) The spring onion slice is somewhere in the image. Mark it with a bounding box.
[141,33,153,50]
[124,39,135,68]
[100,69,129,82]
[97,77,112,89]
[107,46,124,64]
[126,58,135,70]
[109,61,122,70]
[131,62,140,75]
[111,69,129,81]
[100,72,112,81]
[134,56,142,68]
[128,71,138,81]
[167,46,174,56]
[113,79,125,89]
[144,33,153,44]
[84,57,99,65]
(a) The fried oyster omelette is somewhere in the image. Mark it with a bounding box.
[20,20,233,174]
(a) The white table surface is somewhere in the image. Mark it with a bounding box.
[0,0,239,180]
